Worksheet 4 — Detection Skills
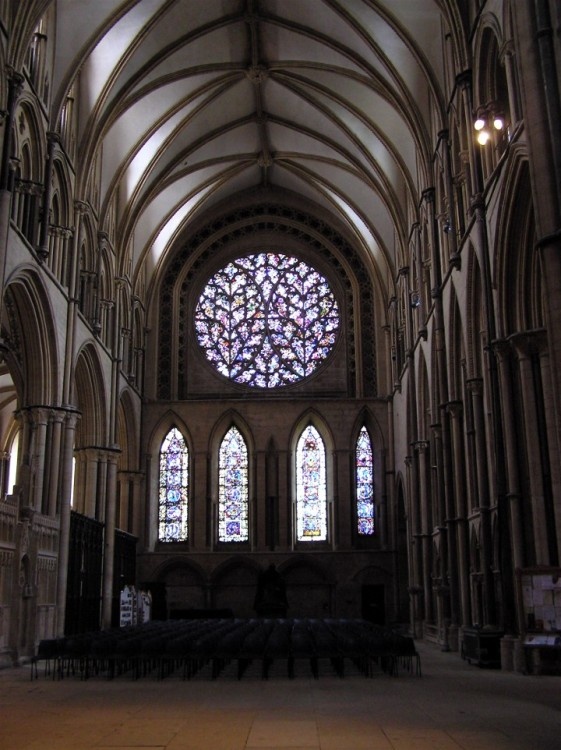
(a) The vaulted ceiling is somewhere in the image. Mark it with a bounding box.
[43,1,454,301]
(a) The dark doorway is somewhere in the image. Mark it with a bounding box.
[65,511,104,635]
[361,584,385,624]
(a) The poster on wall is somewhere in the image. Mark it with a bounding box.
[120,585,137,627]
[120,586,152,626]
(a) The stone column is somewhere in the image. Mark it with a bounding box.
[0,72,24,301]
[96,451,108,522]
[0,450,10,495]
[265,444,279,551]
[492,341,524,570]
[83,448,100,519]
[414,440,433,623]
[334,448,349,549]
[37,132,59,261]
[101,449,120,629]
[130,471,143,540]
[378,449,388,550]
[192,450,208,551]
[538,343,561,554]
[277,450,289,549]
[25,408,50,513]
[447,401,471,629]
[405,454,423,635]
[467,378,495,625]
[510,331,550,564]
[56,410,80,636]
[47,409,65,516]
[255,450,266,551]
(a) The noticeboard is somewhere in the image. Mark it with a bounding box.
[517,567,561,633]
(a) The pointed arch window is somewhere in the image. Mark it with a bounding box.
[218,426,249,542]
[158,428,189,542]
[356,426,374,535]
[296,424,327,542]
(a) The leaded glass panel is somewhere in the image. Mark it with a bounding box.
[195,252,339,388]
[296,424,327,541]
[356,426,374,535]
[218,426,249,542]
[158,427,189,542]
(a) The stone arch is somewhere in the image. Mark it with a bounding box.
[350,405,385,452]
[465,244,486,380]
[12,97,44,179]
[115,388,140,534]
[211,556,261,617]
[209,409,255,456]
[447,284,467,401]
[98,237,115,346]
[495,153,540,336]
[290,408,334,454]
[116,388,138,472]
[154,194,379,401]
[154,557,208,617]
[47,156,74,285]
[72,342,107,447]
[472,18,511,170]
[77,212,97,322]
[3,267,59,405]
[281,555,332,618]
[351,564,393,624]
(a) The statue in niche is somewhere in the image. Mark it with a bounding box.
[254,563,288,617]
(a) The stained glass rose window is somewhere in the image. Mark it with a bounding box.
[195,253,339,388]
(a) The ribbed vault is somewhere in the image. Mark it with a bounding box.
[27,0,449,303]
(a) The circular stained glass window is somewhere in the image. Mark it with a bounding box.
[194,252,340,388]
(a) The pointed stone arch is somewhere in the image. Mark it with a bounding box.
[495,152,540,336]
[3,267,59,405]
[72,342,107,448]
[281,554,332,617]
[154,557,208,617]
[465,244,486,380]
[211,555,261,617]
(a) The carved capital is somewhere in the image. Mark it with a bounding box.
[466,378,483,396]
[446,400,463,418]
[508,329,547,358]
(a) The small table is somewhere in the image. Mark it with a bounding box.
[461,627,503,668]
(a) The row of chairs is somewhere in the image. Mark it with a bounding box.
[32,618,421,681]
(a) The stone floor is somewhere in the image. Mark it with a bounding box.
[0,640,560,750]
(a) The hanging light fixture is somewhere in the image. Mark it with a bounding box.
[473,104,505,145]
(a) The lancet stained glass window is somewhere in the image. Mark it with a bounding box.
[158,428,189,542]
[195,252,340,388]
[219,426,249,542]
[356,426,374,535]
[296,424,327,541]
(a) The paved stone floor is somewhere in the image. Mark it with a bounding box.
[0,640,560,749]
